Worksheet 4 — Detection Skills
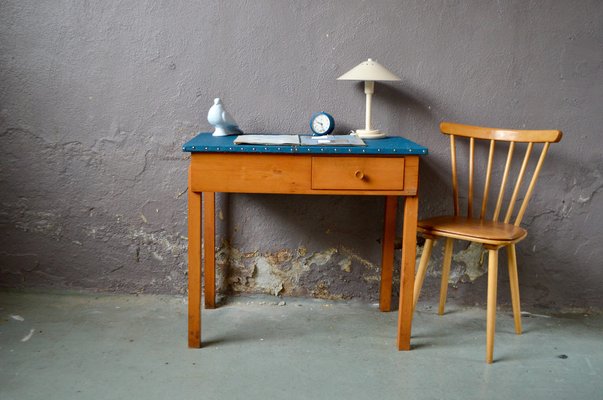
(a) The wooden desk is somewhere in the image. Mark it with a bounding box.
[183,133,428,350]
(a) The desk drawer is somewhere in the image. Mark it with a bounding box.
[311,156,405,190]
[190,153,312,194]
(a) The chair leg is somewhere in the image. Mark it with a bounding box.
[413,238,434,314]
[507,244,522,335]
[486,249,499,364]
[438,238,454,315]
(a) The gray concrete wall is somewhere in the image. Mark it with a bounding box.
[1,1,601,309]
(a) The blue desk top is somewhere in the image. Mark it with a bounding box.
[183,133,428,155]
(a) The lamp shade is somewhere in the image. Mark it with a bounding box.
[337,58,400,81]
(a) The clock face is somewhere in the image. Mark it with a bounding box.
[311,112,334,135]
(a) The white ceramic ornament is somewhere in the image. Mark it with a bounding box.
[207,98,243,136]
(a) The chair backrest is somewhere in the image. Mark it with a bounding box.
[440,122,562,226]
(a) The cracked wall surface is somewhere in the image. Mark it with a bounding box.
[1,1,602,309]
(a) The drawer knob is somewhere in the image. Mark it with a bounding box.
[354,170,365,180]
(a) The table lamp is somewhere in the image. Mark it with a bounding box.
[337,58,400,139]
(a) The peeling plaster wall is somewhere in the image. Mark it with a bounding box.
[1,1,602,309]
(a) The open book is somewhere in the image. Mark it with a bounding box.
[233,134,365,146]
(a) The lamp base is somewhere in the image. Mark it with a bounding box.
[354,129,387,139]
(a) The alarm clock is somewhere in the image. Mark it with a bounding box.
[310,112,335,136]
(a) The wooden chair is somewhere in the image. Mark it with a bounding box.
[413,122,562,363]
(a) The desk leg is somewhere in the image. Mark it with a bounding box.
[397,195,418,351]
[379,196,397,312]
[188,172,202,348]
[203,192,216,309]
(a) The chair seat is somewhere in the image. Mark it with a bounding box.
[417,216,527,245]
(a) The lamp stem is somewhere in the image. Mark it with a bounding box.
[364,80,375,131]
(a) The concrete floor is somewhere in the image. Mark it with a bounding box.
[0,291,601,400]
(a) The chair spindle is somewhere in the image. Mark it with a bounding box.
[480,139,496,220]
[468,137,475,218]
[492,142,515,222]
[450,135,459,216]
